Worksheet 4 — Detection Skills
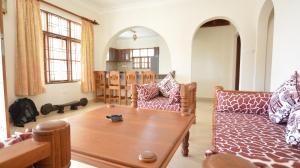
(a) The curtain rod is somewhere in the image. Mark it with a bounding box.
[38,0,99,25]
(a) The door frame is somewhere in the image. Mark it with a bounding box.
[235,35,241,90]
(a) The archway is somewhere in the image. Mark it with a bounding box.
[103,26,171,74]
[255,0,274,91]
[191,19,240,98]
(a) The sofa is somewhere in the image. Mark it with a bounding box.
[131,82,197,117]
[209,86,300,168]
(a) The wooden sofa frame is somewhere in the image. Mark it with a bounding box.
[0,120,71,168]
[131,82,197,122]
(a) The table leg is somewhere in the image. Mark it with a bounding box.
[182,131,189,157]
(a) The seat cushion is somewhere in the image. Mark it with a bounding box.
[214,112,300,168]
[137,97,181,112]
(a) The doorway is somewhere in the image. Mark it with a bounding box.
[191,19,240,98]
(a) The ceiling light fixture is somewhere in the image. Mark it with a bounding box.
[130,29,137,41]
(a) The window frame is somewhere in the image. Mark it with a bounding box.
[41,10,81,84]
[132,48,156,69]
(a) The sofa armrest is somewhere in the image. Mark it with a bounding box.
[180,82,197,118]
[0,120,70,168]
[214,86,272,115]
[131,83,138,108]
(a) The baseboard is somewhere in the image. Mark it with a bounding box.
[196,97,215,101]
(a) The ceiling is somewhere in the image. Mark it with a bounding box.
[118,27,159,39]
[74,0,176,14]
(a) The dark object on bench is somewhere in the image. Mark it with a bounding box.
[41,98,88,115]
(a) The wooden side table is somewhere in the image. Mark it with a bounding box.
[203,153,257,168]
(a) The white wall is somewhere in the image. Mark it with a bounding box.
[3,0,101,109]
[192,25,237,98]
[270,0,300,90]
[110,36,171,74]
[0,40,8,140]
[95,0,260,89]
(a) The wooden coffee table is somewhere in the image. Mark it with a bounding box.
[66,106,195,168]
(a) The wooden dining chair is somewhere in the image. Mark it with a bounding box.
[108,71,124,104]
[125,71,137,104]
[141,71,156,84]
[94,71,107,103]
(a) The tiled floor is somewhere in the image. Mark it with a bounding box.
[11,100,214,168]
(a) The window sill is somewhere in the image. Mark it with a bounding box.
[46,80,80,85]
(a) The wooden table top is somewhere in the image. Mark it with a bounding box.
[66,106,194,168]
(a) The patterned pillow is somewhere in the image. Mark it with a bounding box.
[285,105,300,148]
[169,84,180,104]
[5,136,23,146]
[216,90,272,115]
[136,83,159,101]
[268,72,300,123]
[0,142,4,149]
[157,73,179,97]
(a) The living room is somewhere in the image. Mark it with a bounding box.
[0,0,300,168]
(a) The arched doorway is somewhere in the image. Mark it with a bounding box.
[264,9,274,91]
[104,26,171,74]
[255,0,274,91]
[191,19,240,98]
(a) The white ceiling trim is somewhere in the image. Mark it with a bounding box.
[73,0,185,15]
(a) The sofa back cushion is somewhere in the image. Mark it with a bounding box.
[168,85,180,104]
[285,105,300,148]
[157,73,179,97]
[216,90,272,115]
[268,71,300,124]
[136,83,159,101]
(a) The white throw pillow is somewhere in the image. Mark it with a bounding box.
[157,73,179,97]
[268,72,300,123]
[285,105,300,148]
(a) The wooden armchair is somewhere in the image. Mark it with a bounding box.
[125,71,137,104]
[108,71,124,104]
[131,82,197,123]
[94,71,107,103]
[0,120,70,168]
[141,71,156,84]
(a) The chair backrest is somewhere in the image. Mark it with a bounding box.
[125,71,137,86]
[94,71,106,86]
[141,71,156,84]
[109,71,121,86]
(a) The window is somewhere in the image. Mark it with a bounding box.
[41,10,81,83]
[132,48,156,69]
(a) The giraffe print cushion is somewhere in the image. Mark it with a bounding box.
[286,106,300,148]
[157,73,179,98]
[216,90,272,116]
[268,72,300,124]
[136,83,159,101]
[137,97,181,112]
[214,111,300,168]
